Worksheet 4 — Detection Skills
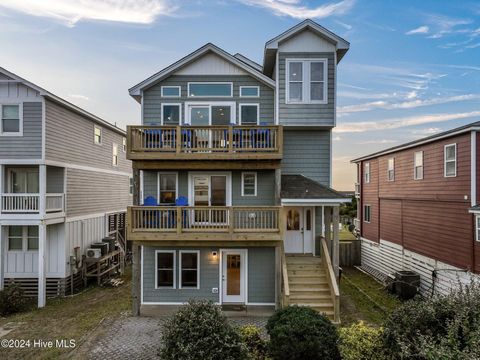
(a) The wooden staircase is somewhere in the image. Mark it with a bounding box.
[285,255,337,321]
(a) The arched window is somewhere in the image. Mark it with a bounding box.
[286,209,300,231]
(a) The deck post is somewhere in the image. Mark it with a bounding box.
[274,169,281,205]
[324,206,332,256]
[332,206,340,278]
[38,223,46,308]
[133,168,140,206]
[132,243,141,316]
[39,165,46,216]
[0,225,3,291]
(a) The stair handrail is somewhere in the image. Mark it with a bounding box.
[320,237,340,323]
[281,247,290,307]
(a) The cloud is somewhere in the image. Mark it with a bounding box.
[237,0,355,19]
[0,0,177,27]
[333,135,342,141]
[411,127,441,136]
[406,25,429,35]
[356,139,397,145]
[335,20,352,30]
[69,94,89,101]
[334,111,480,133]
[338,94,480,114]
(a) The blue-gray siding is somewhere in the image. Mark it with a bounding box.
[248,247,276,303]
[143,75,274,125]
[278,52,335,126]
[0,102,42,159]
[282,129,330,185]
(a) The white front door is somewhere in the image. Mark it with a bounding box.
[285,207,303,253]
[221,249,247,303]
[303,207,314,254]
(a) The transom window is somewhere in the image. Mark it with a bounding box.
[239,104,259,125]
[158,173,177,204]
[364,163,370,183]
[363,205,371,223]
[387,158,395,181]
[240,86,259,97]
[414,151,423,180]
[286,59,327,104]
[8,226,39,251]
[180,251,199,289]
[1,104,22,135]
[162,104,181,125]
[444,144,457,177]
[112,143,118,166]
[241,172,257,196]
[161,86,181,97]
[156,251,175,288]
[188,83,233,97]
[94,126,102,144]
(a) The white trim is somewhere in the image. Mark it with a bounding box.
[187,82,233,98]
[387,157,395,182]
[184,101,236,125]
[0,159,43,165]
[329,131,332,186]
[45,160,131,177]
[475,215,480,242]
[188,172,232,206]
[239,103,259,125]
[65,209,126,223]
[179,250,200,290]
[93,125,102,145]
[239,86,260,98]
[220,248,248,304]
[41,97,46,161]
[275,50,279,125]
[141,245,144,304]
[112,143,118,167]
[140,170,144,204]
[363,204,371,223]
[154,250,176,289]
[0,102,24,137]
[281,198,349,205]
[364,162,370,183]
[414,151,424,180]
[161,86,181,98]
[122,137,127,153]
[241,172,257,196]
[160,103,182,125]
[285,58,328,105]
[245,302,276,306]
[333,50,337,127]
[444,143,457,178]
[472,131,476,207]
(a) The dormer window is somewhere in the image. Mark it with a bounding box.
[286,59,327,104]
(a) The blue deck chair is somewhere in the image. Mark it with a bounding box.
[144,128,163,149]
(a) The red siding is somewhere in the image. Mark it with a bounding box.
[362,159,379,242]
[379,199,402,245]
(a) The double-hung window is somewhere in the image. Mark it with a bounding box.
[94,126,102,144]
[158,173,177,204]
[444,144,457,177]
[156,251,175,288]
[241,172,257,196]
[364,163,370,183]
[286,59,327,104]
[122,137,127,152]
[414,151,423,180]
[129,177,134,196]
[363,205,371,223]
[387,158,395,181]
[180,251,199,289]
[1,104,22,135]
[112,143,118,166]
[7,226,38,251]
[239,104,259,125]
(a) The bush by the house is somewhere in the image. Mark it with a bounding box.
[159,300,247,360]
[266,305,340,360]
[382,282,480,359]
[240,325,269,360]
[0,283,28,316]
[338,321,386,360]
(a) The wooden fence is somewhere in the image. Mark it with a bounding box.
[339,240,361,267]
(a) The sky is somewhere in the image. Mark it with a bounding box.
[0,0,479,190]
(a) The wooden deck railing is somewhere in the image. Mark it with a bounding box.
[129,206,281,234]
[127,125,283,159]
[321,237,340,323]
[281,249,290,307]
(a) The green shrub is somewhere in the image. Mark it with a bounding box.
[0,283,28,316]
[338,321,386,360]
[383,282,480,359]
[159,300,247,360]
[266,305,340,360]
[240,325,269,360]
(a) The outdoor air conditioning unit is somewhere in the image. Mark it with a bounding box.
[86,248,102,259]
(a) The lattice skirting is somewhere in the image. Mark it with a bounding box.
[4,272,84,298]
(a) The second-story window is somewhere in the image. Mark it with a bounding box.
[129,177,134,196]
[239,104,259,125]
[94,126,102,144]
[122,137,127,152]
[158,173,177,204]
[188,83,232,97]
[387,158,395,181]
[364,162,370,183]
[161,86,181,97]
[1,104,22,135]
[444,143,457,177]
[286,59,327,104]
[241,172,257,196]
[112,143,118,166]
[240,86,259,97]
[414,151,423,180]
[162,104,181,125]
[363,205,371,223]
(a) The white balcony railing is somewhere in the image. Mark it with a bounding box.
[1,193,64,214]
[354,183,360,198]
[46,193,64,213]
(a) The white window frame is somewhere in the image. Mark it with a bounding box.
[155,250,176,289]
[414,151,423,180]
[241,172,257,196]
[387,157,395,181]
[239,86,260,98]
[363,205,371,223]
[157,172,178,205]
[239,103,259,125]
[364,162,370,183]
[161,103,182,125]
[179,250,200,289]
[129,177,134,196]
[94,125,102,145]
[112,143,118,167]
[0,103,23,136]
[187,82,233,98]
[444,143,457,178]
[161,86,181,98]
[122,137,127,153]
[285,58,328,104]
[7,226,38,252]
[476,216,480,242]
[184,102,236,125]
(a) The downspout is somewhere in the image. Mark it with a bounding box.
[471,131,477,273]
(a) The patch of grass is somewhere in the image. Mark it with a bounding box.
[0,267,131,359]
[340,267,401,327]
[339,227,357,241]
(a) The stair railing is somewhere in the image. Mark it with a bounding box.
[281,247,290,307]
[321,237,340,323]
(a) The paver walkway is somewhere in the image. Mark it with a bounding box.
[77,314,268,360]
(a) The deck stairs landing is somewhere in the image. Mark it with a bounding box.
[286,255,335,320]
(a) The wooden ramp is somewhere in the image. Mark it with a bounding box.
[285,254,338,322]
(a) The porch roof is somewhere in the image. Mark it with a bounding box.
[280,175,350,205]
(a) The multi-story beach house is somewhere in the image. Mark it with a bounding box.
[0,67,131,307]
[352,121,480,295]
[127,20,349,321]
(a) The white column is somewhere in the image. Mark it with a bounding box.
[0,225,3,291]
[38,223,46,308]
[39,165,46,216]
[0,164,3,215]
[332,206,340,278]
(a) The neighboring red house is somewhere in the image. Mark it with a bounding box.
[352,122,480,295]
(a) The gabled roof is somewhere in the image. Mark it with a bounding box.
[263,19,350,76]
[128,43,276,101]
[0,66,125,135]
[233,53,263,73]
[351,120,480,163]
[281,174,349,203]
